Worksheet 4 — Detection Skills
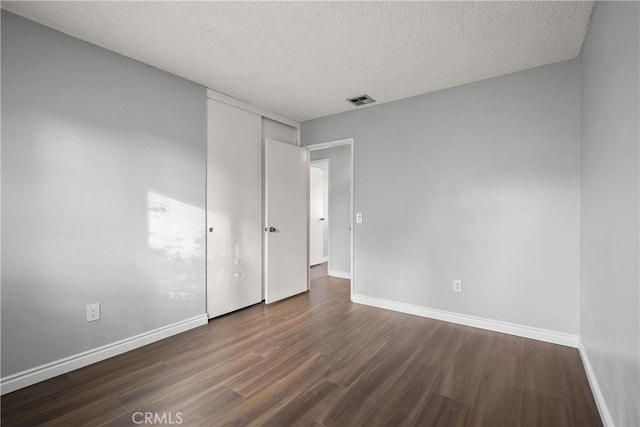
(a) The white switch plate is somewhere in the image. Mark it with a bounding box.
[86,303,100,322]
[452,280,462,293]
[356,213,363,224]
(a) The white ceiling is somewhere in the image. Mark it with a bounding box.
[2,1,594,122]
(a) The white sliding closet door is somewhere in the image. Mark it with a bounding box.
[207,99,262,318]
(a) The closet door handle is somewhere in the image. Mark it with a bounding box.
[265,227,277,232]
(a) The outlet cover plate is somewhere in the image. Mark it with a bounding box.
[453,280,462,293]
[87,303,100,322]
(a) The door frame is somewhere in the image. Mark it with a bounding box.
[310,159,330,266]
[305,138,355,302]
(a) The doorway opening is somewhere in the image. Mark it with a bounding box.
[306,138,354,301]
[310,159,329,267]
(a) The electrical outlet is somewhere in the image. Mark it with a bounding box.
[356,213,363,224]
[86,303,100,322]
[452,280,462,293]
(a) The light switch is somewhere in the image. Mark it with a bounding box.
[356,213,363,224]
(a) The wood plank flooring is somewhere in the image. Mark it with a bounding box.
[1,264,602,426]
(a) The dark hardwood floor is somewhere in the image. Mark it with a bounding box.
[1,263,602,426]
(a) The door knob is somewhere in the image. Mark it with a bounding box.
[266,227,277,233]
[319,218,326,221]
[208,227,214,233]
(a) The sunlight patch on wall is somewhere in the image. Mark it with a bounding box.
[147,191,204,260]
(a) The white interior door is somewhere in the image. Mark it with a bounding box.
[309,166,325,266]
[207,99,262,318]
[265,139,309,303]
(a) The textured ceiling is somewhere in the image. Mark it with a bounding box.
[2,1,594,122]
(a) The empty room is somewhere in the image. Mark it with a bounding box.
[1,1,638,426]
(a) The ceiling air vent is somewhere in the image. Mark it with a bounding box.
[347,94,376,107]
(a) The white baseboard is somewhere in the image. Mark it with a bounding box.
[0,314,208,395]
[578,341,614,427]
[351,294,579,348]
[328,270,351,279]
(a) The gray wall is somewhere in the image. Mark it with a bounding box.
[302,59,581,334]
[580,2,640,425]
[1,12,207,377]
[311,145,352,275]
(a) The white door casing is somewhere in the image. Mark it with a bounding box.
[306,138,355,301]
